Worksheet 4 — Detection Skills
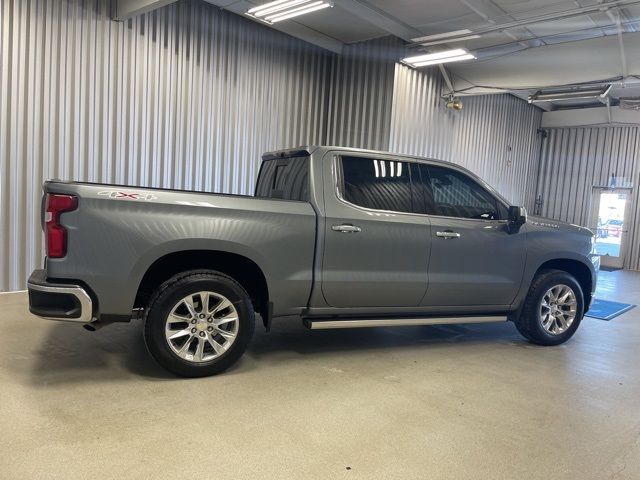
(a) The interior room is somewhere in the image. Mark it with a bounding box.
[1,0,639,478]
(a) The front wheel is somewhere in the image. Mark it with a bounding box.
[144,270,255,377]
[515,269,584,346]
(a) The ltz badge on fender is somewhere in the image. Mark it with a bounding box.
[98,191,158,201]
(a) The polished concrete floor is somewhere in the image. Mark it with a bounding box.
[1,270,639,479]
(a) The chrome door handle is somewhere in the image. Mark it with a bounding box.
[332,224,361,233]
[436,231,461,239]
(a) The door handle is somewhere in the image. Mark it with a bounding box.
[436,231,461,239]
[332,224,361,233]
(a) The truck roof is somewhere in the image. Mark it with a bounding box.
[261,145,450,165]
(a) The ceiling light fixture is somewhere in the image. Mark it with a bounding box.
[401,49,476,68]
[411,29,482,46]
[528,85,612,103]
[247,0,333,24]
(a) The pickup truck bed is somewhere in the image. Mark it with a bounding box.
[39,180,316,321]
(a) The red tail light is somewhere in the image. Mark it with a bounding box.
[45,194,78,258]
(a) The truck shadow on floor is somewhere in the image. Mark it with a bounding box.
[249,318,526,359]
[29,320,174,384]
[29,318,529,385]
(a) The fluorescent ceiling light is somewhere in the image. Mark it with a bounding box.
[246,0,332,24]
[269,2,331,22]
[417,35,481,47]
[403,48,469,63]
[401,49,476,68]
[250,0,309,17]
[248,0,299,13]
[411,29,482,47]
[411,54,475,67]
[529,85,612,103]
[411,29,480,43]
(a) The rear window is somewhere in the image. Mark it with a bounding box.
[255,156,310,202]
[340,156,415,213]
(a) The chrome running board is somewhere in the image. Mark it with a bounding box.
[304,316,508,330]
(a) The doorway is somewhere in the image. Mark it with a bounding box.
[590,189,631,269]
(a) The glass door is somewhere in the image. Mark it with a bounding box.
[590,189,631,269]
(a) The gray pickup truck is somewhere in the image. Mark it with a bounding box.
[28,146,599,377]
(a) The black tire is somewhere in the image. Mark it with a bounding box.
[143,270,255,377]
[515,269,584,346]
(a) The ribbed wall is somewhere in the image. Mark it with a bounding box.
[0,1,547,292]
[6,2,640,288]
[536,127,640,270]
[389,64,543,208]
[325,35,403,150]
[0,0,331,291]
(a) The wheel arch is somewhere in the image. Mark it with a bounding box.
[535,259,594,310]
[135,250,270,321]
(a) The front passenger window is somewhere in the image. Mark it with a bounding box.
[425,165,501,220]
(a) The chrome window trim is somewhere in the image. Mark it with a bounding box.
[332,154,509,223]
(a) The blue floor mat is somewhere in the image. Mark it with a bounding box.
[586,299,636,321]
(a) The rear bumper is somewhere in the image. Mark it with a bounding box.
[27,269,95,323]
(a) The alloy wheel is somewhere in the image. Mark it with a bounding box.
[539,284,578,335]
[164,291,239,362]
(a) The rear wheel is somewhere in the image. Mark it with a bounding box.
[515,269,584,346]
[144,270,255,377]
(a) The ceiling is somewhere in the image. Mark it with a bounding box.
[217,0,640,47]
[119,0,640,111]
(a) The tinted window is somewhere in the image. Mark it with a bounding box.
[341,156,414,213]
[424,165,501,220]
[255,156,309,201]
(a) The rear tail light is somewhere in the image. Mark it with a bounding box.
[45,194,78,258]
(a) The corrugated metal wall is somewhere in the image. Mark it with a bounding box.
[0,0,545,291]
[389,64,543,208]
[325,35,402,150]
[536,127,640,270]
[0,0,332,291]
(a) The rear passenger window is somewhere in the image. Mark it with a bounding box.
[340,156,414,213]
[424,165,501,220]
[255,156,309,201]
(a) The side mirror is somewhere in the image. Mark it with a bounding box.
[508,206,527,232]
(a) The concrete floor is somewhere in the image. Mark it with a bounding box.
[1,271,639,480]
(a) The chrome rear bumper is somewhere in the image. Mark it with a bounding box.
[27,269,95,323]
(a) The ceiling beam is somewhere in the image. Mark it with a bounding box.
[438,65,455,93]
[459,0,544,49]
[332,0,423,41]
[446,32,640,95]
[606,9,629,79]
[113,0,178,20]
[412,0,640,47]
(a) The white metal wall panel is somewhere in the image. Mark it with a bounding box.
[325,35,403,151]
[0,2,547,292]
[389,63,543,209]
[0,0,331,291]
[536,127,640,271]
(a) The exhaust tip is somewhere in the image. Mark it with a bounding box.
[83,320,112,332]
